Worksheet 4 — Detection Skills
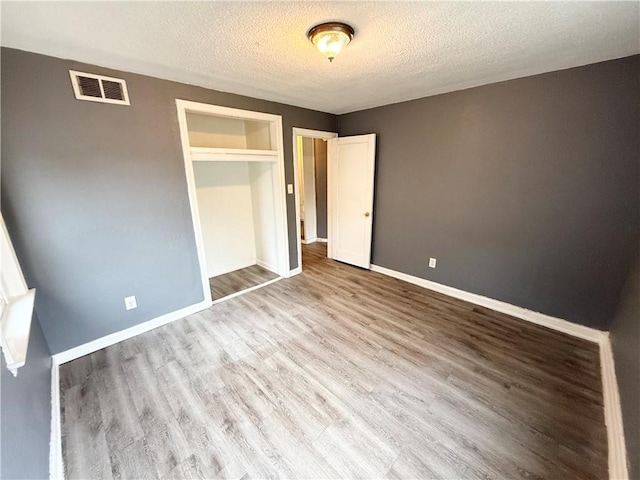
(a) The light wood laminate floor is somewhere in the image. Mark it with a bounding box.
[60,243,607,479]
[209,264,279,301]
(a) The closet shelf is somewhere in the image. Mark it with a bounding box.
[190,147,278,163]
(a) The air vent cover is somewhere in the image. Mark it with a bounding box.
[69,70,130,105]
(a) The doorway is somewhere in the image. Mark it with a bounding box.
[292,128,337,271]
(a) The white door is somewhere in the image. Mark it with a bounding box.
[328,134,376,269]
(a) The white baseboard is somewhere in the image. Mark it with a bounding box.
[46,261,626,480]
[371,263,626,479]
[52,300,211,365]
[209,259,256,279]
[49,359,63,480]
[302,238,328,245]
[370,264,606,343]
[599,335,629,480]
[288,266,302,277]
[48,285,284,477]
[211,277,282,305]
[256,259,278,274]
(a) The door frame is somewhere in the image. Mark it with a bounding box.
[177,100,290,307]
[291,127,338,274]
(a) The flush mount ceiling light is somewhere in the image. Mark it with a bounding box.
[307,22,354,62]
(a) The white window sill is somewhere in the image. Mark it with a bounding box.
[1,289,35,376]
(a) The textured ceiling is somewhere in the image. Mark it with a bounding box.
[1,2,639,114]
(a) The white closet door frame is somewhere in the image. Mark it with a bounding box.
[291,127,338,275]
[176,99,290,307]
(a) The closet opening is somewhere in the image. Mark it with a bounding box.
[177,101,290,304]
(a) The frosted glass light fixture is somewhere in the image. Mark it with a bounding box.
[307,22,354,62]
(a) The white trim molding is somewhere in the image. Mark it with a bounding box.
[256,259,278,275]
[175,99,291,304]
[291,127,338,274]
[47,280,283,478]
[47,258,627,480]
[600,335,629,480]
[288,266,302,277]
[370,264,606,343]
[370,263,628,479]
[52,300,211,365]
[211,277,282,305]
[68,70,130,106]
[317,238,328,243]
[1,214,36,376]
[50,360,63,480]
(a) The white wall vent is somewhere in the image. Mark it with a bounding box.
[69,70,130,105]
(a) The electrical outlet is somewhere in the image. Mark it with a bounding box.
[429,258,437,268]
[124,295,137,310]
[287,184,294,194]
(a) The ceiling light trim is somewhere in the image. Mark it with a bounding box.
[307,22,355,62]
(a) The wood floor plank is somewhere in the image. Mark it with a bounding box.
[312,424,388,479]
[109,438,157,480]
[62,382,113,480]
[93,359,145,453]
[258,413,340,479]
[210,264,279,301]
[60,242,608,479]
[121,354,193,478]
[60,354,94,391]
[386,446,467,480]
[159,363,230,477]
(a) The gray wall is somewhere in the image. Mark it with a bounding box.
[338,55,639,330]
[1,315,51,480]
[1,48,336,353]
[313,138,328,239]
[610,249,640,480]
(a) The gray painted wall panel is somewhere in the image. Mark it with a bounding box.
[1,314,51,480]
[1,45,637,480]
[338,55,639,329]
[1,48,335,353]
[610,250,640,480]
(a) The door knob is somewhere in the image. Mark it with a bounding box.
[364,212,370,217]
